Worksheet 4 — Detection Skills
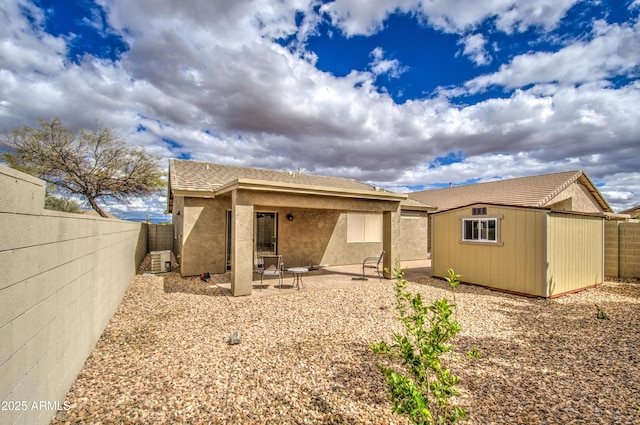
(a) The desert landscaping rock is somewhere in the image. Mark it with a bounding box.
[52,258,640,424]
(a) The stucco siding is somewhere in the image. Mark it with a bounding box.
[546,213,603,296]
[545,181,604,213]
[175,191,406,277]
[172,196,184,262]
[259,208,383,267]
[181,197,229,276]
[398,212,429,260]
[274,207,341,267]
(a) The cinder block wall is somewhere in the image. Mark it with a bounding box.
[604,221,619,278]
[619,222,640,278]
[147,223,173,252]
[0,166,145,425]
[604,221,640,279]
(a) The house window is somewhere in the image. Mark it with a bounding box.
[347,213,382,243]
[462,218,497,242]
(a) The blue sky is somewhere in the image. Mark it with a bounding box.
[1,0,639,221]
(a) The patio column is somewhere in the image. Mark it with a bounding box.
[231,190,254,296]
[382,205,401,279]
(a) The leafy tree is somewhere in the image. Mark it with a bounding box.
[44,194,81,213]
[1,118,164,218]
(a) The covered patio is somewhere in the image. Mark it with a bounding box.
[211,259,432,299]
[168,159,434,297]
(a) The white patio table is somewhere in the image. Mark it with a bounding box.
[287,267,308,290]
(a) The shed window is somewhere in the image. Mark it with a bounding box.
[462,218,497,242]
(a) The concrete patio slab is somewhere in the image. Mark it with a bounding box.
[213,259,432,300]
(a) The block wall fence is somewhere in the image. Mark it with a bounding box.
[605,220,640,279]
[0,165,147,425]
[147,223,173,252]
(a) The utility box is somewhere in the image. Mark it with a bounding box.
[150,250,172,273]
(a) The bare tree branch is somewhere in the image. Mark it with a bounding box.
[0,118,164,218]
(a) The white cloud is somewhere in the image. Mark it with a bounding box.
[466,20,640,92]
[1,0,639,219]
[369,47,407,78]
[457,33,492,65]
[320,0,580,36]
[319,0,418,37]
[0,0,66,76]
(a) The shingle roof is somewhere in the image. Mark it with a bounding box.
[169,159,382,193]
[409,170,611,212]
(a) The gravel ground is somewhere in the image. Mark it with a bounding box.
[51,257,640,425]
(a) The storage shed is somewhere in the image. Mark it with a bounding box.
[431,203,605,297]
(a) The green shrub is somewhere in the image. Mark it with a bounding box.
[371,263,466,425]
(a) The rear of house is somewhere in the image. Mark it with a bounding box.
[431,203,604,297]
[168,159,434,295]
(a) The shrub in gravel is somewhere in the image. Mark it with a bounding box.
[371,264,466,425]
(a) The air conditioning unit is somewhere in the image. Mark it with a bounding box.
[150,250,172,273]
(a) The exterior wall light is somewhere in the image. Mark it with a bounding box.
[286,213,294,221]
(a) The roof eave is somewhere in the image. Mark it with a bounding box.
[214,178,408,201]
[577,173,613,213]
[171,189,218,199]
[400,201,438,211]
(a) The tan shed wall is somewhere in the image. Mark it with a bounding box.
[432,205,547,297]
[546,213,603,296]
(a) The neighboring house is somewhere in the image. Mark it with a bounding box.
[168,159,434,296]
[619,205,640,219]
[81,209,119,219]
[410,170,614,297]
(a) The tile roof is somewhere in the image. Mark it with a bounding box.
[409,170,611,212]
[400,197,437,210]
[619,205,640,216]
[169,159,382,193]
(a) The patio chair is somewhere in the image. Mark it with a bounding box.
[359,251,384,281]
[257,255,284,290]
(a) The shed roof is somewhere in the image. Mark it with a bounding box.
[409,170,612,213]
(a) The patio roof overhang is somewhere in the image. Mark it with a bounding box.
[172,178,408,203]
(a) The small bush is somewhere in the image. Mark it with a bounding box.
[371,263,466,425]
